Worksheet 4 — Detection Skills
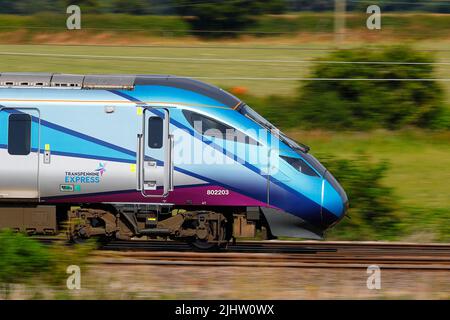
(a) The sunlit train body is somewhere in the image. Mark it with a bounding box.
[0,73,347,248]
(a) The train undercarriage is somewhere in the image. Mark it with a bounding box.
[0,204,269,249]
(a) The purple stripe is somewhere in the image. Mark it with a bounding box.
[45,185,271,207]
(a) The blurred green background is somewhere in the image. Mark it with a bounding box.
[0,0,448,242]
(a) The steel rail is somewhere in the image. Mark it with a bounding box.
[33,237,450,270]
[88,240,450,270]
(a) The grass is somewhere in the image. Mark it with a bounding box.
[0,14,190,35]
[0,43,326,96]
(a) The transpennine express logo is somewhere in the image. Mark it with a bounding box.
[95,162,107,176]
[64,162,108,184]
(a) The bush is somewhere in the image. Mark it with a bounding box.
[317,154,402,240]
[0,229,96,298]
[297,46,445,130]
[0,230,52,297]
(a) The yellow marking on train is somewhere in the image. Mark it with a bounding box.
[0,98,231,110]
[136,107,143,115]
[44,144,50,151]
[130,164,136,172]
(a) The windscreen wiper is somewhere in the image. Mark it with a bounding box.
[279,133,310,153]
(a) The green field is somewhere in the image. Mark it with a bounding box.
[0,41,449,119]
[0,41,449,101]
[1,43,338,96]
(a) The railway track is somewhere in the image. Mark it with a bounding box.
[101,239,336,253]
[33,236,450,270]
[91,240,450,270]
[101,239,450,252]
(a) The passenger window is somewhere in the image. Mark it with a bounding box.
[182,110,259,145]
[8,113,31,155]
[281,156,319,177]
[148,116,163,149]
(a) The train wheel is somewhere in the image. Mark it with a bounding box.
[68,226,89,244]
[190,239,220,251]
[188,212,229,251]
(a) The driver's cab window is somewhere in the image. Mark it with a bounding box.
[182,110,258,145]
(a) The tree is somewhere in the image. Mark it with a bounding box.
[172,0,285,36]
[64,0,101,13]
[0,0,60,14]
[112,0,152,15]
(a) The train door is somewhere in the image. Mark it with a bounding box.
[137,107,174,197]
[0,107,40,200]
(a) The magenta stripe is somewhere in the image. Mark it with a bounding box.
[47,185,271,207]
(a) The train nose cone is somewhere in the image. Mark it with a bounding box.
[321,171,348,228]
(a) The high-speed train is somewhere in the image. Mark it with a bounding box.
[0,73,348,248]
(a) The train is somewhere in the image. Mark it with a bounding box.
[0,72,348,249]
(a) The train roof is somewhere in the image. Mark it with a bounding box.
[0,72,241,109]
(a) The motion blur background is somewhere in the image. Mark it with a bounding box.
[0,0,449,299]
[0,0,448,241]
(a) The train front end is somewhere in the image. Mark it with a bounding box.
[237,104,348,239]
